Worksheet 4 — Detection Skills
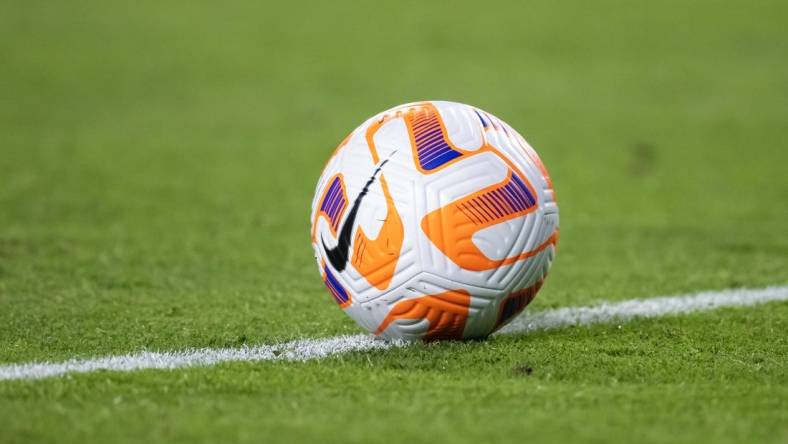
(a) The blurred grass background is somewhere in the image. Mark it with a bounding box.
[0,1,787,442]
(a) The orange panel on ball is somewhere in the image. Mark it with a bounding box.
[375,289,471,341]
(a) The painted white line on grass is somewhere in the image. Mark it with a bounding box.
[1,285,786,381]
[495,285,788,335]
[0,334,397,382]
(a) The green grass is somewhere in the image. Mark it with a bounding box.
[1,0,787,442]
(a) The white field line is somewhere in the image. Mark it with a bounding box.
[1,285,786,381]
[495,285,788,334]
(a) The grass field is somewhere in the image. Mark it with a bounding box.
[1,0,787,442]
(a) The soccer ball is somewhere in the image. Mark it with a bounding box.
[311,101,558,341]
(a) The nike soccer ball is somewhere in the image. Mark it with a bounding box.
[311,101,558,341]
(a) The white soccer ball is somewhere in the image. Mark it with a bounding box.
[311,101,559,341]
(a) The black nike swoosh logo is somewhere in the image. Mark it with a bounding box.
[322,159,390,272]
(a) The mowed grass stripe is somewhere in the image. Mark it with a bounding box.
[1,285,786,381]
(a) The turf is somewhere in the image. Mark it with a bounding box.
[1,0,787,442]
